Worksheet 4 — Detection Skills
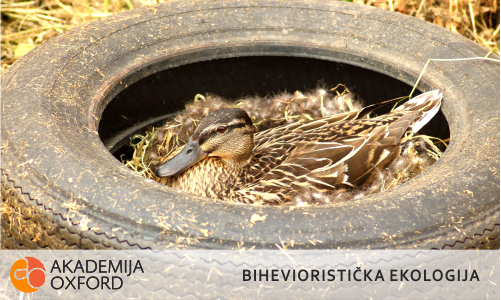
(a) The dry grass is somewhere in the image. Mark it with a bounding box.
[1,0,499,71]
[1,0,171,69]
[354,0,500,54]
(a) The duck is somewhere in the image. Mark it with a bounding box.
[155,90,443,204]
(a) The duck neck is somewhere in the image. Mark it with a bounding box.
[220,154,252,170]
[169,157,246,199]
[170,135,255,199]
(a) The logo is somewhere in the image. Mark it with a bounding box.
[10,257,46,293]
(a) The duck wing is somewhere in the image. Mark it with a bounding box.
[253,96,402,148]
[233,90,443,203]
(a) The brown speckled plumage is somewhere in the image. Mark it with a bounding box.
[157,90,443,204]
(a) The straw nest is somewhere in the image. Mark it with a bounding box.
[122,86,447,206]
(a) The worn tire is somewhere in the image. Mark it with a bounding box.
[2,0,499,250]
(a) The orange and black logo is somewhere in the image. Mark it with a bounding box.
[10,257,46,293]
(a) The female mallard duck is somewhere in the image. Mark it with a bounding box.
[156,90,443,204]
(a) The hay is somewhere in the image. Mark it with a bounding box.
[0,0,171,70]
[122,87,446,205]
[354,0,499,55]
[1,0,499,71]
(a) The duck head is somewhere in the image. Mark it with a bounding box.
[155,108,255,177]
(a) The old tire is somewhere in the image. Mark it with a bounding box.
[2,0,499,250]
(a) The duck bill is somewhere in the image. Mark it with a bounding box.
[155,139,207,177]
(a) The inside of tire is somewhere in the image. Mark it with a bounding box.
[98,55,450,179]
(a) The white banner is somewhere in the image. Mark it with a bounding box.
[1,250,498,299]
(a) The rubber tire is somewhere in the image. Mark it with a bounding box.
[2,0,499,250]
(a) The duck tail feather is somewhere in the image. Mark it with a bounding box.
[395,90,443,133]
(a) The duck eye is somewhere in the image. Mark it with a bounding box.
[217,126,227,133]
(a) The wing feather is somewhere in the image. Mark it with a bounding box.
[234,90,443,203]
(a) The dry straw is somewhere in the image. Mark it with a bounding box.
[1,0,169,69]
[354,0,499,54]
